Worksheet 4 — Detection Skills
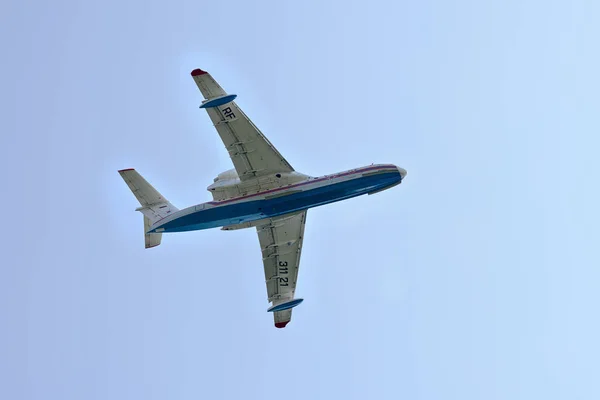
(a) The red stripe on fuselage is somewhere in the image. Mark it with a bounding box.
[207,164,398,206]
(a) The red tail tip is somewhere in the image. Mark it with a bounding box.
[191,69,207,76]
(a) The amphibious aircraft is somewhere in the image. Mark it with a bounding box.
[119,68,407,328]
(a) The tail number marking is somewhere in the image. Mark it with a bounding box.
[278,261,289,286]
[221,106,236,119]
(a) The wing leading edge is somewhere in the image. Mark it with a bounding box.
[256,211,307,328]
[191,69,294,181]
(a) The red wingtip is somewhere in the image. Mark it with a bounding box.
[191,68,207,76]
[275,321,289,329]
[118,168,135,172]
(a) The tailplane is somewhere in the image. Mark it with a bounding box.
[118,168,179,248]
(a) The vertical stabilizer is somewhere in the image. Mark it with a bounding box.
[143,215,162,249]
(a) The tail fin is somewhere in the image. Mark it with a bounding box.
[118,169,179,249]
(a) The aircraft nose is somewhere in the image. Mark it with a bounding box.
[397,167,407,180]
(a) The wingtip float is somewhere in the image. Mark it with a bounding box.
[267,298,304,313]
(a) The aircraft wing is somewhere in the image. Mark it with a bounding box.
[191,69,294,181]
[256,211,307,328]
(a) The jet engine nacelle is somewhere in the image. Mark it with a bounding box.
[206,168,312,201]
[207,168,241,201]
[213,168,239,182]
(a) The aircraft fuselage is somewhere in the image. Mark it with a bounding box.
[148,164,406,233]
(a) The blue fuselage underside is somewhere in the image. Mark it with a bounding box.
[154,171,401,233]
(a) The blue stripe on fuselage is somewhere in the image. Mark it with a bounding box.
[153,171,400,233]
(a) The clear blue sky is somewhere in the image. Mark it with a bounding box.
[2,1,599,399]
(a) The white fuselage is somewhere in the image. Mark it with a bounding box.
[149,164,406,233]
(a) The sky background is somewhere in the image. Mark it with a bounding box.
[2,0,600,399]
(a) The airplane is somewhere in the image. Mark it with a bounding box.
[119,68,407,328]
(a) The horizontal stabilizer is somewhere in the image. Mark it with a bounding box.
[119,168,178,248]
